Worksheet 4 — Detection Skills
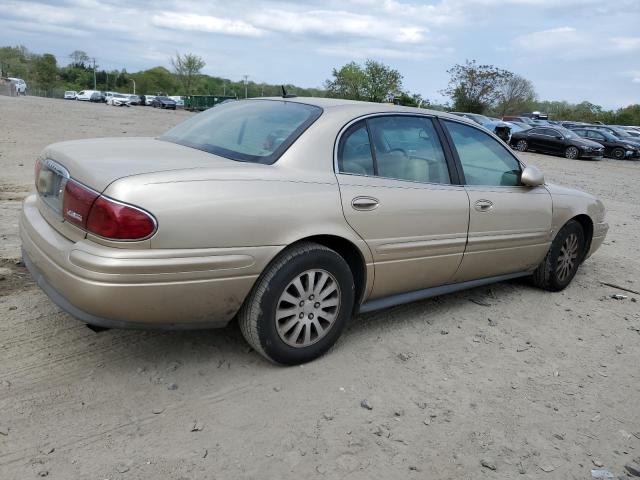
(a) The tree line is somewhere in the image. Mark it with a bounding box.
[1,45,638,125]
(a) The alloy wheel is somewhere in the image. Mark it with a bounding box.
[275,269,341,348]
[566,147,579,159]
[516,140,528,151]
[556,233,579,282]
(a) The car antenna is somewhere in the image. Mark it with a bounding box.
[281,85,297,98]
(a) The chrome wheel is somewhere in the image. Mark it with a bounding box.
[565,146,579,159]
[516,140,528,151]
[275,269,341,348]
[556,233,579,282]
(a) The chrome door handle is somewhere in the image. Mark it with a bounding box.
[474,199,494,212]
[352,196,379,211]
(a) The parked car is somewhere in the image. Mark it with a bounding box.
[150,96,177,109]
[107,93,132,107]
[144,95,156,106]
[587,125,640,145]
[64,91,77,100]
[511,126,604,159]
[570,128,639,159]
[128,94,141,105]
[502,115,534,125]
[449,112,511,141]
[76,90,101,101]
[21,98,608,364]
[169,95,184,107]
[8,77,27,94]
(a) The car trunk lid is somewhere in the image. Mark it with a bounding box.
[41,137,234,192]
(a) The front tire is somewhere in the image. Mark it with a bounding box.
[612,147,625,160]
[239,242,355,365]
[531,220,586,291]
[565,146,579,159]
[515,139,528,152]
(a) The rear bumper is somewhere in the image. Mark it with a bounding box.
[20,194,280,330]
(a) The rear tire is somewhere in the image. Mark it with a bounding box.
[238,242,355,365]
[531,220,586,291]
[565,146,579,159]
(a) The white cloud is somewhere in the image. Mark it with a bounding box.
[152,12,263,37]
[250,9,427,44]
[514,26,582,51]
[610,37,640,52]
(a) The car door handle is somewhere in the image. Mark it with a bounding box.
[474,199,494,212]
[352,196,379,211]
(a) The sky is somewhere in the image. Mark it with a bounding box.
[1,0,639,108]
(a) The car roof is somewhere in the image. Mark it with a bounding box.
[258,96,464,122]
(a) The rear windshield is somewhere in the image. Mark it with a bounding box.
[161,99,322,164]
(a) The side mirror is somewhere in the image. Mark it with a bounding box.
[521,165,544,187]
[556,135,564,140]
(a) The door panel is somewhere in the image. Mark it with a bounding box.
[441,119,553,282]
[337,175,470,299]
[453,185,552,281]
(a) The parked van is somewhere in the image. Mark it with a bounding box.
[8,77,27,94]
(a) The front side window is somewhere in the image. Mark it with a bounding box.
[338,116,451,184]
[162,100,322,164]
[444,120,521,187]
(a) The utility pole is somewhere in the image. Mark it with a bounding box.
[131,78,136,94]
[261,83,264,97]
[243,74,248,99]
[92,58,96,90]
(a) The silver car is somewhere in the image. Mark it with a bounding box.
[21,98,608,364]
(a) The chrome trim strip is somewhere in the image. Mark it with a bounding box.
[358,271,530,314]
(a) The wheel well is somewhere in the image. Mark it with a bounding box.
[571,214,594,261]
[291,235,367,310]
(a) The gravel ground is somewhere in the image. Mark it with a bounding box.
[1,96,639,480]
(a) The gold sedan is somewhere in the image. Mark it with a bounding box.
[20,97,608,364]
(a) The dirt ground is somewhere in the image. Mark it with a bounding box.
[1,96,639,480]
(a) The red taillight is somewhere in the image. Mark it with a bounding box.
[63,180,99,228]
[86,196,156,240]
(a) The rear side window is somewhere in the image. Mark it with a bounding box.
[338,121,375,175]
[444,120,521,187]
[162,100,322,164]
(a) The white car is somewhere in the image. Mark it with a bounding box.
[64,91,77,100]
[107,93,132,107]
[8,77,27,94]
[169,96,184,107]
[144,95,156,106]
[76,90,100,101]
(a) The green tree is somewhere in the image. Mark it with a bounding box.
[69,50,90,68]
[171,52,205,94]
[494,75,537,116]
[33,53,58,89]
[325,59,402,102]
[0,45,30,77]
[441,59,513,113]
[131,67,176,95]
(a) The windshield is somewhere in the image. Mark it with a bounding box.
[162,100,323,164]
